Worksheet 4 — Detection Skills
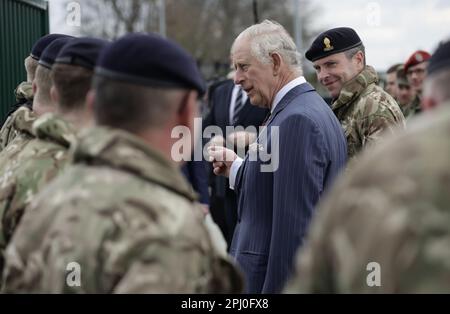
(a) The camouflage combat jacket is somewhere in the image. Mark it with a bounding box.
[0,113,76,271]
[285,103,450,293]
[0,82,34,151]
[2,127,243,293]
[332,66,406,159]
[401,94,422,120]
[0,106,37,167]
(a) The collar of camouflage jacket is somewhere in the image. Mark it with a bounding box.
[332,65,379,111]
[14,81,34,102]
[32,113,77,148]
[73,126,197,202]
[11,106,37,136]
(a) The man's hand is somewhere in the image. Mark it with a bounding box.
[208,135,225,147]
[207,145,238,177]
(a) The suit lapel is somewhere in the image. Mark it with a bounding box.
[265,82,315,126]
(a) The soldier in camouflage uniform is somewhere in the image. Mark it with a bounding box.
[0,37,73,170]
[395,67,416,120]
[0,38,107,274]
[401,50,431,120]
[0,34,72,151]
[306,27,405,159]
[2,33,243,293]
[284,41,450,293]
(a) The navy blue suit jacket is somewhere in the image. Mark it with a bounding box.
[181,160,209,205]
[231,83,347,293]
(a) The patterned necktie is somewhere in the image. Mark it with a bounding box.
[232,87,244,125]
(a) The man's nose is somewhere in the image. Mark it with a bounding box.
[317,69,329,84]
[234,70,244,85]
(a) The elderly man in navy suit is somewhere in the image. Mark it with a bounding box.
[209,20,347,293]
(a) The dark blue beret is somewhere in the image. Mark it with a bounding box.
[306,27,362,62]
[55,37,110,70]
[427,40,450,76]
[39,37,75,69]
[30,34,73,60]
[95,33,206,96]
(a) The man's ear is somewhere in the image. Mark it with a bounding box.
[32,80,37,95]
[354,50,365,68]
[85,89,97,117]
[177,90,198,127]
[50,85,59,105]
[271,52,282,76]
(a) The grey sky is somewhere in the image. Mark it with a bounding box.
[48,0,450,71]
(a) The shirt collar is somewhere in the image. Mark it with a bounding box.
[271,76,306,113]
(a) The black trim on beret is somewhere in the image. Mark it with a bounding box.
[95,67,196,90]
[55,56,95,70]
[38,60,52,69]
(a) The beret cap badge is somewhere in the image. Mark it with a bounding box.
[415,53,424,62]
[323,37,334,52]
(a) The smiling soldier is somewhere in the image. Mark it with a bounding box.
[306,27,405,159]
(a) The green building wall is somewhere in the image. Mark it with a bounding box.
[0,0,49,122]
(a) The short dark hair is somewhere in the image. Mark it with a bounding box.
[387,63,403,74]
[51,64,93,112]
[344,43,366,66]
[92,76,184,133]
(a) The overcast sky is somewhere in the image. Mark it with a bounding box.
[48,0,450,71]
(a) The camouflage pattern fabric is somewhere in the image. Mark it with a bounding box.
[0,83,34,151]
[332,65,406,159]
[284,103,450,293]
[0,114,76,274]
[401,94,422,121]
[0,106,36,163]
[2,126,243,293]
[14,82,33,104]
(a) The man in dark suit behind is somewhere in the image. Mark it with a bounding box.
[209,20,347,293]
[204,78,268,247]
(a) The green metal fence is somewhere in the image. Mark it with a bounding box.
[0,0,49,122]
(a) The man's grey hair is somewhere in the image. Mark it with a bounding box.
[344,44,366,66]
[423,68,450,104]
[233,20,303,75]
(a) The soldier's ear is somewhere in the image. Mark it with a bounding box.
[177,90,198,128]
[353,50,365,68]
[32,80,37,96]
[50,86,59,105]
[270,52,282,76]
[85,89,96,117]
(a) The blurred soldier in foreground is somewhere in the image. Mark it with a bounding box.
[306,27,405,159]
[2,33,242,293]
[0,34,73,151]
[0,38,108,275]
[403,50,431,118]
[284,40,450,293]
